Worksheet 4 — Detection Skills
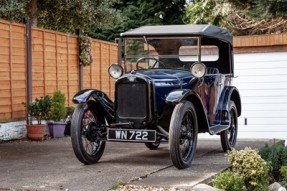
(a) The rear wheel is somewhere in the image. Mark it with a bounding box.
[220,101,238,152]
[145,142,160,150]
[169,101,198,169]
[71,103,106,164]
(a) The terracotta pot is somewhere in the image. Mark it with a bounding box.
[26,124,45,141]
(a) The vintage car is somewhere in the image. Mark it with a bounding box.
[71,24,241,169]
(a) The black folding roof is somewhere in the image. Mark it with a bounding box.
[120,24,232,45]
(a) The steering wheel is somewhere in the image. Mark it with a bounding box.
[135,57,165,70]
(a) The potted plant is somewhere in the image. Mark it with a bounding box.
[24,95,52,141]
[47,91,67,138]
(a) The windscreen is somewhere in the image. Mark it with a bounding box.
[123,37,200,72]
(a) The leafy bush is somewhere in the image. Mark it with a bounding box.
[227,147,269,191]
[23,95,52,124]
[259,142,287,173]
[49,91,67,121]
[280,166,287,188]
[110,179,126,190]
[213,170,246,191]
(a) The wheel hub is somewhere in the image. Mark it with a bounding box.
[84,122,100,142]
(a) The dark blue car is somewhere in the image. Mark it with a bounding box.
[71,24,241,169]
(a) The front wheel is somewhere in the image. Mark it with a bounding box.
[169,101,198,169]
[71,103,106,164]
[220,101,238,152]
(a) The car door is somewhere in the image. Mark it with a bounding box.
[200,68,223,125]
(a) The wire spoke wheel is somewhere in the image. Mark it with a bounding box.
[228,109,237,145]
[80,110,102,155]
[169,101,198,169]
[71,103,106,164]
[220,101,238,152]
[180,111,194,161]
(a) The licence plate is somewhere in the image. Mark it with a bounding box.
[107,129,156,142]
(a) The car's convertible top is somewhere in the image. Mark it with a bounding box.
[120,24,232,45]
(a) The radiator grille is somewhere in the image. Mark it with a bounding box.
[117,83,147,118]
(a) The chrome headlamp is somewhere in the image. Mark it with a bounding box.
[190,62,206,78]
[108,63,123,79]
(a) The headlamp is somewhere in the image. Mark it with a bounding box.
[190,62,206,78]
[108,63,123,79]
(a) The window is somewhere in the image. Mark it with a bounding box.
[179,45,219,62]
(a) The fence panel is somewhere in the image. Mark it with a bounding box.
[0,21,26,121]
[0,20,118,122]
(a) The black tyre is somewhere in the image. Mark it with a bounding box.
[220,101,238,152]
[169,101,198,169]
[71,103,106,164]
[145,142,160,150]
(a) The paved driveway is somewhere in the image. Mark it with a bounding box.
[0,137,273,191]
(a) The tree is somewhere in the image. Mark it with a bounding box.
[0,0,26,23]
[227,0,287,19]
[226,0,287,35]
[185,0,287,35]
[36,0,120,33]
[1,0,187,41]
[91,0,186,41]
[0,0,120,34]
[185,0,223,25]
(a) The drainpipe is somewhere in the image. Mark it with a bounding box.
[76,29,83,90]
[26,18,32,124]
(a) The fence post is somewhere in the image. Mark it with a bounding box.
[26,18,32,124]
[76,29,83,90]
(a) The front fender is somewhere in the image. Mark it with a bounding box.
[165,89,209,133]
[73,89,115,123]
[165,89,198,104]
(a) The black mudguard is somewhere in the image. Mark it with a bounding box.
[217,86,241,117]
[210,86,241,134]
[165,89,210,133]
[72,89,115,123]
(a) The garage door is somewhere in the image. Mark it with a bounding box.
[233,52,287,139]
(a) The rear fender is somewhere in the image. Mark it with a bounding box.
[73,89,115,123]
[211,86,241,134]
[166,89,209,133]
[217,86,241,118]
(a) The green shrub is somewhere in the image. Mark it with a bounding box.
[280,166,287,188]
[227,147,269,191]
[23,95,52,124]
[49,91,67,121]
[110,179,126,190]
[259,142,287,173]
[213,170,246,191]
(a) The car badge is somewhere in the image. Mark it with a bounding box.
[128,76,136,82]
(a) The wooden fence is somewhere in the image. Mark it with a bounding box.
[0,20,117,122]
